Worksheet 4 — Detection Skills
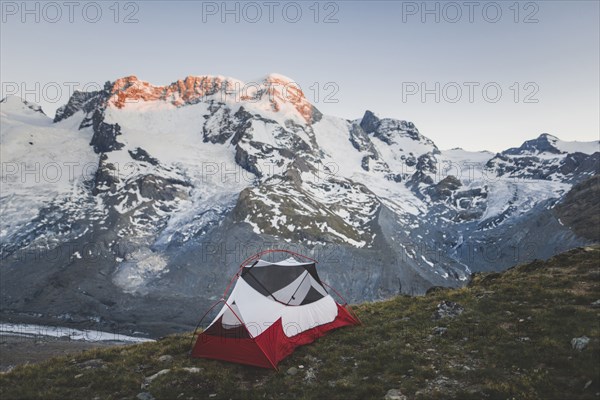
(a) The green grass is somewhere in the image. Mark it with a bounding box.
[1,246,599,399]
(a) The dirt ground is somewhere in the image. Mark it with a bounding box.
[0,335,128,372]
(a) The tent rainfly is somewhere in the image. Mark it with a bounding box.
[191,250,360,369]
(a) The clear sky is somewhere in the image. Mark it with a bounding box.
[1,0,598,151]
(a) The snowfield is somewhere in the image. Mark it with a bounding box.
[1,73,598,303]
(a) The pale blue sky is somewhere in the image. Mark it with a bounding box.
[1,0,598,151]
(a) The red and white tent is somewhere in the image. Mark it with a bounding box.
[191,250,360,369]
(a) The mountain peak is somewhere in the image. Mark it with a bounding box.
[242,73,321,124]
[261,73,297,84]
[539,133,559,141]
[502,133,598,156]
[503,133,564,155]
[359,110,380,133]
[537,133,560,147]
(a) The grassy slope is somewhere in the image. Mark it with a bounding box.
[1,247,598,400]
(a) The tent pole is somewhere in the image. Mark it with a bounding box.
[188,298,225,356]
[321,281,363,325]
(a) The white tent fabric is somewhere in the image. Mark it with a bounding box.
[210,259,338,338]
[221,301,243,328]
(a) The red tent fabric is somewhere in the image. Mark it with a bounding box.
[191,250,360,369]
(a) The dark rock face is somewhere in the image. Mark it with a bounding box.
[230,107,253,145]
[136,175,190,203]
[361,156,372,172]
[231,115,316,179]
[128,148,159,166]
[554,174,600,242]
[360,110,380,133]
[203,104,252,145]
[559,153,589,175]
[54,90,101,123]
[373,121,404,145]
[235,144,261,178]
[416,153,437,174]
[407,154,438,187]
[350,124,384,173]
[350,124,376,153]
[365,116,438,155]
[92,155,119,195]
[564,152,600,182]
[89,110,124,153]
[409,171,434,186]
[306,104,323,125]
[428,176,462,201]
[385,173,403,182]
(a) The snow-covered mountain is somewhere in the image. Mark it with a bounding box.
[1,74,598,336]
